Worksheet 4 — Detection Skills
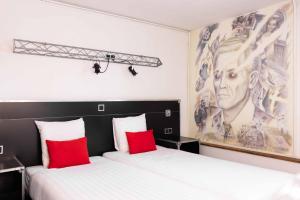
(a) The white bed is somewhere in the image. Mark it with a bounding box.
[25,156,231,200]
[103,146,294,200]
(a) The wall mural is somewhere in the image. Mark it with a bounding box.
[189,2,294,156]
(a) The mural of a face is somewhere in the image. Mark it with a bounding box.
[202,27,211,41]
[267,18,278,33]
[213,51,251,110]
[190,3,293,156]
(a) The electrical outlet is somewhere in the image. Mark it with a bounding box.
[0,145,3,155]
[98,104,105,112]
[164,128,173,135]
[106,54,115,60]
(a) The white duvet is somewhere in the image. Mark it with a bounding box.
[103,146,294,200]
[26,156,231,200]
[272,173,300,200]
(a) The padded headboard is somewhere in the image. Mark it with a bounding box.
[0,100,180,167]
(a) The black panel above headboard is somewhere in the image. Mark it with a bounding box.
[0,101,180,167]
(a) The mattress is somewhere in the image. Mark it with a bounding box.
[103,146,294,200]
[25,157,104,194]
[25,156,230,200]
[25,165,45,192]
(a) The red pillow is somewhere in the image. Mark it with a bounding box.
[126,130,157,154]
[46,137,90,168]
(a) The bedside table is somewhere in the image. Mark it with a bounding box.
[156,136,200,154]
[0,156,25,200]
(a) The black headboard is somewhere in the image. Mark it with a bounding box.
[0,101,180,167]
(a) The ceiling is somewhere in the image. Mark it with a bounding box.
[51,0,286,31]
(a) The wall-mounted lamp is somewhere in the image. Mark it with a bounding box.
[93,55,139,76]
[93,54,113,74]
[128,66,138,76]
[93,62,101,74]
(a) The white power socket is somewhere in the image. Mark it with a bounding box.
[0,145,3,155]
[165,109,171,117]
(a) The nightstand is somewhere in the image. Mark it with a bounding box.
[156,136,200,154]
[0,156,25,200]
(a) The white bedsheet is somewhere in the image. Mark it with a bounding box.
[272,173,300,200]
[25,165,45,192]
[103,146,294,200]
[26,156,230,200]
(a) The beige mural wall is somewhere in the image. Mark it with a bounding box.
[189,1,295,157]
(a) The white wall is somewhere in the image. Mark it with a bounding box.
[197,0,300,174]
[0,0,189,132]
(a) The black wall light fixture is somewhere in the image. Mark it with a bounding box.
[128,66,138,76]
[93,54,115,74]
[13,39,162,76]
[93,62,101,74]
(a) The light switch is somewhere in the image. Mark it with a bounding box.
[98,104,105,112]
[0,145,3,155]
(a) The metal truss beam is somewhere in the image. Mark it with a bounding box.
[13,39,162,67]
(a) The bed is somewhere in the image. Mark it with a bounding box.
[25,156,230,200]
[103,146,294,200]
[0,101,187,200]
[0,101,296,200]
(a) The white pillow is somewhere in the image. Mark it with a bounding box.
[35,118,85,168]
[112,114,147,152]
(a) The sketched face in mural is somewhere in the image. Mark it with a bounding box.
[213,42,259,111]
[267,18,278,33]
[202,27,212,41]
[266,13,283,33]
